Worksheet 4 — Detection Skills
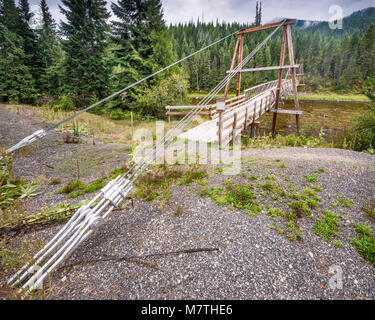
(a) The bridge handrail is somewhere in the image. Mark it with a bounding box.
[165,104,216,122]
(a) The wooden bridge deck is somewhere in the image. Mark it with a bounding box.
[178,79,295,145]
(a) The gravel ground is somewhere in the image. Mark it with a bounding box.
[1,104,375,300]
[0,105,130,214]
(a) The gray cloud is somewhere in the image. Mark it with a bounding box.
[28,0,374,26]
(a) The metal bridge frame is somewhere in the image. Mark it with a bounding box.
[224,19,301,136]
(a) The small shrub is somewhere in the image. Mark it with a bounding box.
[60,96,75,111]
[108,108,128,120]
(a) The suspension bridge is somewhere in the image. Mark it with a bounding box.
[5,19,305,296]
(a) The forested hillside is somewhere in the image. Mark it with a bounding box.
[0,0,374,118]
[169,7,375,93]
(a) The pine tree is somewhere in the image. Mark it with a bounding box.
[0,0,21,31]
[254,1,262,26]
[59,0,110,108]
[18,0,41,84]
[358,24,375,79]
[0,24,37,103]
[110,0,178,114]
[111,0,166,80]
[38,0,62,95]
[40,0,55,30]
[0,0,37,103]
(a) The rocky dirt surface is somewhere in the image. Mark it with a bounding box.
[1,104,375,300]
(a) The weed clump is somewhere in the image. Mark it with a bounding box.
[351,222,375,266]
[313,210,341,241]
[362,201,375,221]
[201,182,263,215]
[331,194,354,209]
[56,178,106,199]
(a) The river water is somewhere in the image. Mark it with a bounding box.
[259,99,369,142]
[189,97,369,143]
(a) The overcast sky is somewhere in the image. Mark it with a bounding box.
[28,0,374,26]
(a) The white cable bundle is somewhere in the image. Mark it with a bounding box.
[6,130,47,154]
[7,176,132,295]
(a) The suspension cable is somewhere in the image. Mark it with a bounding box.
[6,30,238,154]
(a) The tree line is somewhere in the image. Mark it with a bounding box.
[169,20,375,93]
[0,0,374,119]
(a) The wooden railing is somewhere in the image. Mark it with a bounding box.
[165,105,215,123]
[165,94,250,122]
[217,90,276,146]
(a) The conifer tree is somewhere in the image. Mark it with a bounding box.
[18,0,41,83]
[110,0,179,114]
[38,0,62,95]
[0,23,37,103]
[0,0,37,103]
[59,0,110,108]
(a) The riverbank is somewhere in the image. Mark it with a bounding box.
[289,93,370,102]
[188,92,370,102]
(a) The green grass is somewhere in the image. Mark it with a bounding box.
[178,166,207,186]
[311,185,323,192]
[288,200,313,218]
[289,92,370,101]
[241,133,326,149]
[314,168,326,174]
[259,181,277,192]
[313,210,341,241]
[266,207,285,218]
[304,188,321,201]
[351,222,375,266]
[362,201,375,221]
[49,179,61,185]
[56,178,106,199]
[201,182,263,215]
[287,221,303,240]
[330,194,354,209]
[305,175,317,183]
[332,240,344,248]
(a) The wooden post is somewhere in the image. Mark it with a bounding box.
[232,112,238,142]
[218,111,223,147]
[216,98,226,147]
[271,25,287,137]
[250,125,256,138]
[286,24,300,134]
[253,102,257,123]
[244,106,248,130]
[236,35,244,97]
[224,38,240,97]
[167,108,171,123]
